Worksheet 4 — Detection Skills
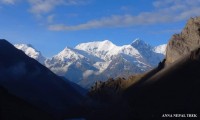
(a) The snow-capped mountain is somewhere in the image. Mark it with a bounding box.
[45,47,99,83]
[131,39,165,66]
[14,44,46,64]
[76,40,143,61]
[75,40,121,61]
[14,39,166,88]
[75,40,148,75]
[44,39,165,87]
[153,44,167,55]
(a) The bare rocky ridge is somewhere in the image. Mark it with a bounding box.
[166,17,200,64]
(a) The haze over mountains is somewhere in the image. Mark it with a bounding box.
[15,39,166,88]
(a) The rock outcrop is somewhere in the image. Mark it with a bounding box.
[166,17,200,64]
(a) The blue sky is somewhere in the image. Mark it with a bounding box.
[0,0,200,57]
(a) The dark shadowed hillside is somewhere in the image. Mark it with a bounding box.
[124,47,200,119]
[0,39,87,120]
[1,86,53,120]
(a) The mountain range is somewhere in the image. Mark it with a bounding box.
[15,39,166,88]
[1,17,200,120]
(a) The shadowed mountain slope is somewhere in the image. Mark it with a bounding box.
[124,47,200,119]
[124,17,200,118]
[1,86,53,120]
[0,39,86,119]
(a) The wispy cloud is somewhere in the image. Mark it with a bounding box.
[28,0,63,16]
[0,0,18,4]
[47,14,55,23]
[28,0,88,16]
[0,0,89,15]
[0,0,89,26]
[49,0,200,31]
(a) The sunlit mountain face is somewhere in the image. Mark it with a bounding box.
[15,39,166,88]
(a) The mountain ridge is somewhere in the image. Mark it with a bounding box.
[14,39,166,88]
[166,17,200,64]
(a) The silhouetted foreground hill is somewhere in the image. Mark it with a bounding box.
[0,39,87,119]
[1,86,53,120]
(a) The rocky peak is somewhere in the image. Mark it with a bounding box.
[131,39,151,49]
[166,17,200,64]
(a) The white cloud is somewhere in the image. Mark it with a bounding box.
[47,14,55,23]
[1,0,89,15]
[28,0,63,15]
[49,0,200,31]
[0,0,18,4]
[28,0,89,16]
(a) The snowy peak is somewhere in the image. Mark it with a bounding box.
[130,39,166,66]
[75,40,117,52]
[131,38,152,49]
[101,39,113,44]
[153,44,167,55]
[56,47,84,61]
[131,39,167,55]
[14,44,46,64]
[120,45,141,57]
[131,38,142,44]
[45,47,85,73]
[75,40,120,61]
